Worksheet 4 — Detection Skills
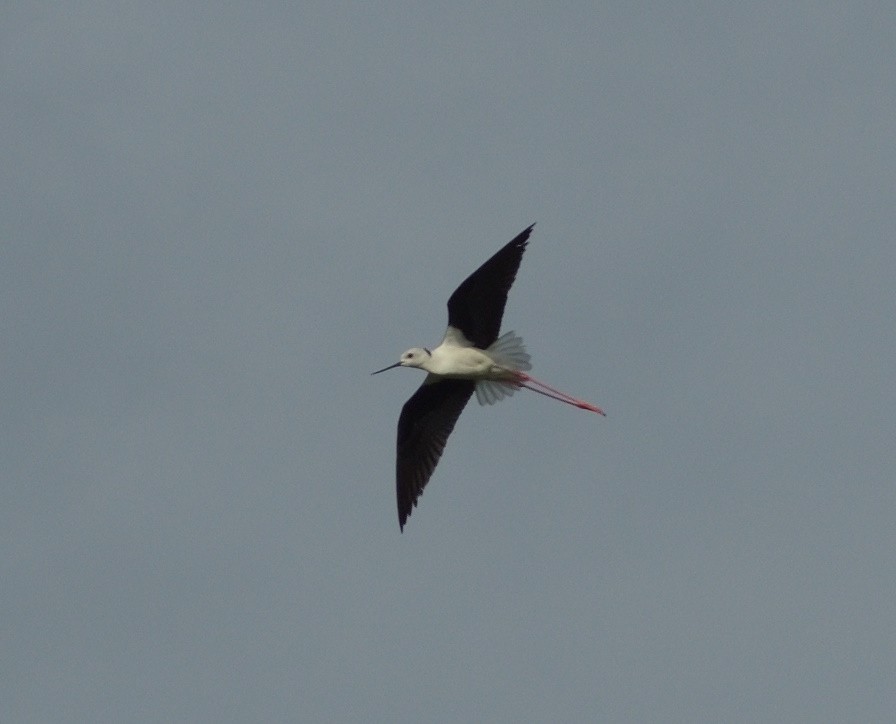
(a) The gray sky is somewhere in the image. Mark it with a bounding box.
[3,3,895,722]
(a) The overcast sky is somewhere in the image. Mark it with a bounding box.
[3,3,895,722]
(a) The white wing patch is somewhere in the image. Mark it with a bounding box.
[440,325,475,348]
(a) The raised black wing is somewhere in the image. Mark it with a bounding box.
[446,224,533,349]
[396,378,475,531]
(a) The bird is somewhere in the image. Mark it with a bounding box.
[373,224,605,531]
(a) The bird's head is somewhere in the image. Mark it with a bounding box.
[371,347,431,375]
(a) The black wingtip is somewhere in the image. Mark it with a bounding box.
[398,497,411,532]
[515,223,536,247]
[398,498,413,532]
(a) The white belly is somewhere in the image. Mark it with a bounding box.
[428,345,505,379]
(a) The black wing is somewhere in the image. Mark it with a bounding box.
[446,224,534,349]
[396,378,475,531]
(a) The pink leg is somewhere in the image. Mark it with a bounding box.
[515,372,606,416]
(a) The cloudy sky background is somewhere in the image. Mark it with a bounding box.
[3,3,895,721]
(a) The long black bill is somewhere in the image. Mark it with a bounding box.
[371,362,402,375]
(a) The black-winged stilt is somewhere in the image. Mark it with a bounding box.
[373,224,605,531]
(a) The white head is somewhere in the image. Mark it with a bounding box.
[398,347,432,369]
[371,347,432,375]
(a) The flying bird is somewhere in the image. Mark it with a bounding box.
[373,224,605,531]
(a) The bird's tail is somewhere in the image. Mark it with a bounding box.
[486,330,532,371]
[475,331,532,406]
